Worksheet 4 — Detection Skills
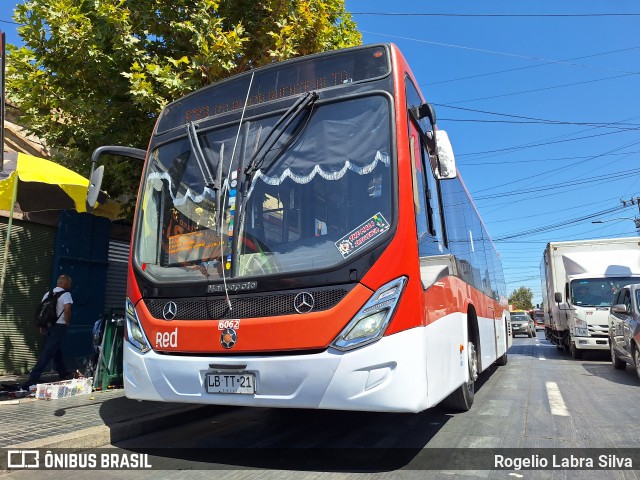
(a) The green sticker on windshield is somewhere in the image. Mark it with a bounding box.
[335,213,390,259]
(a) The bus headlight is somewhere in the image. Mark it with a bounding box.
[125,298,151,353]
[331,276,407,351]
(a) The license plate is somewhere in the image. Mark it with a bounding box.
[205,372,256,394]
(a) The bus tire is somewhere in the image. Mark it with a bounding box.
[496,350,508,366]
[495,322,508,366]
[442,341,478,412]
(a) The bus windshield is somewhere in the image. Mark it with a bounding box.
[135,94,393,283]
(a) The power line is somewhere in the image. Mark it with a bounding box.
[441,118,640,131]
[353,12,640,17]
[434,103,640,125]
[492,205,627,242]
[361,30,638,75]
[459,151,640,166]
[454,112,640,162]
[456,129,628,157]
[474,167,640,201]
[445,71,640,105]
[480,164,639,210]
[483,195,629,225]
[471,138,640,208]
[425,46,640,86]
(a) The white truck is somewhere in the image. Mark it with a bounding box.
[540,237,640,359]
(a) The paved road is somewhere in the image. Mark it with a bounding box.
[4,331,640,479]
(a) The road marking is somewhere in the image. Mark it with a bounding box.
[538,355,546,361]
[545,381,569,416]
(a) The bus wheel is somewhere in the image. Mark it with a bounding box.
[496,324,508,366]
[496,349,508,366]
[443,341,478,412]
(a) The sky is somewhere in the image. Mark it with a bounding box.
[2,1,640,305]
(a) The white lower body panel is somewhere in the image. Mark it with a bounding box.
[124,311,496,413]
[125,327,430,413]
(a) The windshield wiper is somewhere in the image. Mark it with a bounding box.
[244,91,318,177]
[186,121,218,190]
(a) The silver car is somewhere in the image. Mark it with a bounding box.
[509,311,536,338]
[609,283,640,378]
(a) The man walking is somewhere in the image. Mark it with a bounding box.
[23,274,74,389]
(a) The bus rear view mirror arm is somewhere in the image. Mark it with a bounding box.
[87,145,147,210]
[408,103,457,180]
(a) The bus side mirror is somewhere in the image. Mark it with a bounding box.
[554,292,563,304]
[86,165,105,211]
[434,130,457,180]
[86,145,147,211]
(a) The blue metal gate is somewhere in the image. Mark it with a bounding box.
[51,211,110,370]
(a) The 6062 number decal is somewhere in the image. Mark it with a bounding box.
[218,320,240,330]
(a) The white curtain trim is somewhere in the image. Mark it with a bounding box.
[148,150,389,206]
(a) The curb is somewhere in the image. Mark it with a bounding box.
[8,405,211,449]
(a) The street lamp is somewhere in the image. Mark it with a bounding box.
[592,218,640,228]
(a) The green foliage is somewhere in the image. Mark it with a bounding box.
[7,0,361,217]
[508,287,534,311]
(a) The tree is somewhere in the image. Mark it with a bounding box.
[508,287,534,311]
[7,0,361,216]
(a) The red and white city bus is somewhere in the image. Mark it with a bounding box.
[96,43,510,413]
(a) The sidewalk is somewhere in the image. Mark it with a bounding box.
[0,373,211,449]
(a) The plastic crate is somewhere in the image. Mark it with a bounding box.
[35,377,93,400]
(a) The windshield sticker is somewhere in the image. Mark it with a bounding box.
[335,213,390,259]
[224,170,239,272]
[315,219,327,236]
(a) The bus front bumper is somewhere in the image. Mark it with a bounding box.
[123,327,429,413]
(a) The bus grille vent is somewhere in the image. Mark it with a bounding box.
[144,287,350,320]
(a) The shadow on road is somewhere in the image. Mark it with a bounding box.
[110,368,498,472]
[581,362,640,387]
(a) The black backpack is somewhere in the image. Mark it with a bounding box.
[34,290,66,328]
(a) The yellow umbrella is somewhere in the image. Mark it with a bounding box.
[0,152,94,212]
[0,152,114,306]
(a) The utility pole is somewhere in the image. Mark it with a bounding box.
[1,30,5,172]
[620,197,640,230]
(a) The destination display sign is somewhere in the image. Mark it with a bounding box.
[156,45,390,134]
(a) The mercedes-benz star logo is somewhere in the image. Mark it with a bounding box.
[220,328,237,349]
[162,301,178,320]
[294,292,315,314]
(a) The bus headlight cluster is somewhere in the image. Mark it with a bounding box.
[331,276,407,351]
[125,298,151,353]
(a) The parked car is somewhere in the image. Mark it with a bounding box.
[609,283,640,378]
[510,311,536,338]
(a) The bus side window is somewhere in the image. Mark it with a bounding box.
[420,138,444,241]
[409,133,429,243]
[410,126,441,256]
